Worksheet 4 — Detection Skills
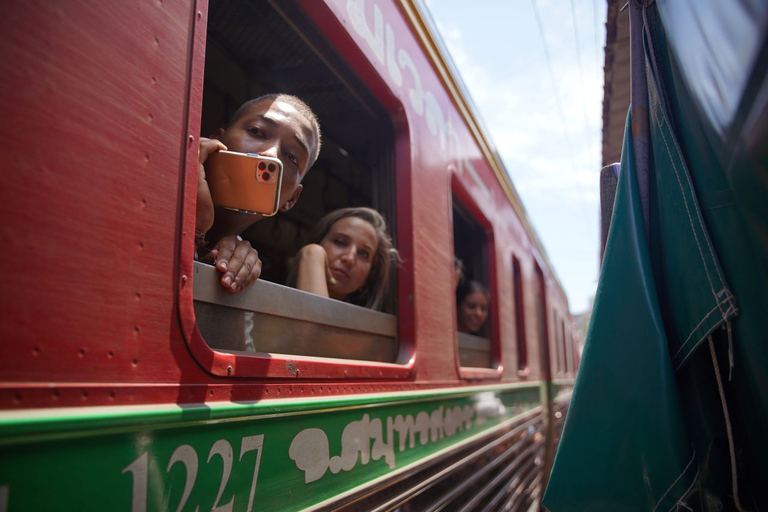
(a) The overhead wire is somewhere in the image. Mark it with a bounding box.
[594,0,601,77]
[529,0,593,226]
[570,0,594,152]
[530,0,571,152]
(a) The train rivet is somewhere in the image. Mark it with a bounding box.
[227,365,233,375]
[181,275,188,285]
[188,135,194,145]
[197,11,202,19]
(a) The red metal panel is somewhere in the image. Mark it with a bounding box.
[0,1,202,394]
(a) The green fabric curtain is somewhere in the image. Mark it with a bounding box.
[544,3,768,510]
[543,110,698,511]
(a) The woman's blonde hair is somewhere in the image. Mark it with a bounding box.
[297,207,399,311]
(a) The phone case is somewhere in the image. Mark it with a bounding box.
[205,150,284,216]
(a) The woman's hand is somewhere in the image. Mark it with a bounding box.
[294,244,335,298]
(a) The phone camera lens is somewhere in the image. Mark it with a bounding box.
[262,172,271,182]
[268,163,276,172]
[258,162,266,170]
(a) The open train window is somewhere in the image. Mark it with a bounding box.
[182,0,410,378]
[562,319,572,376]
[554,311,564,377]
[534,263,551,380]
[512,255,529,376]
[451,183,499,374]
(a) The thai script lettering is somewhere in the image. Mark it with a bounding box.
[289,398,503,484]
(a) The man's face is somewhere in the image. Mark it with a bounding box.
[214,99,317,212]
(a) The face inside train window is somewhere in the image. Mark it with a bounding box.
[452,193,497,369]
[190,0,402,367]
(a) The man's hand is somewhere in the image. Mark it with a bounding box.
[196,137,227,235]
[210,235,262,293]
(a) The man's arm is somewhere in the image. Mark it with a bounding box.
[197,138,261,293]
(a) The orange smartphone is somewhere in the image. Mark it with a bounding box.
[205,150,284,216]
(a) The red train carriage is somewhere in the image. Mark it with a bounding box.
[0,1,576,510]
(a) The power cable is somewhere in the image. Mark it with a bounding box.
[593,0,601,78]
[570,0,594,151]
[529,0,593,227]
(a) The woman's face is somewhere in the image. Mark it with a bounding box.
[320,216,378,301]
[458,291,489,334]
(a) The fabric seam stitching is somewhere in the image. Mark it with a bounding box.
[651,449,696,512]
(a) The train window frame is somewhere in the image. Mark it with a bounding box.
[450,175,503,379]
[176,0,415,380]
[512,255,530,377]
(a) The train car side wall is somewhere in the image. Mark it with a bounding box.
[0,1,211,398]
[0,0,572,407]
[0,1,576,510]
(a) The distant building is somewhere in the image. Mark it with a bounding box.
[598,1,631,265]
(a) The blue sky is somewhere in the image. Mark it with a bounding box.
[424,0,608,313]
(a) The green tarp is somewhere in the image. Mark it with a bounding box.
[543,109,699,511]
[543,2,768,510]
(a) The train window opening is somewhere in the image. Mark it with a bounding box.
[569,325,578,375]
[452,193,496,369]
[553,311,564,377]
[534,264,551,380]
[512,256,529,376]
[562,319,572,376]
[191,0,402,365]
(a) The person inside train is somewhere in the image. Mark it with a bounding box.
[289,207,399,311]
[454,256,465,290]
[195,93,322,294]
[456,280,490,335]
